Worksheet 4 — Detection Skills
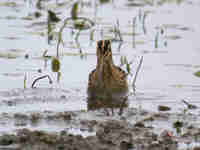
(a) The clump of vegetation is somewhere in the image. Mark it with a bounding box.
[74,21,86,30]
[36,0,42,9]
[132,56,143,93]
[154,27,168,48]
[158,105,171,111]
[99,0,110,4]
[34,11,42,18]
[173,120,183,134]
[117,56,143,115]
[155,31,159,48]
[182,99,197,109]
[51,57,60,72]
[24,73,27,89]
[120,55,143,93]
[71,2,79,20]
[112,19,123,41]
[48,10,60,23]
[47,10,61,44]
[194,71,200,77]
[132,17,136,48]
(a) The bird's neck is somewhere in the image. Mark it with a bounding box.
[96,57,114,86]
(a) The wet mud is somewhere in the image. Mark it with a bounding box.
[0,119,177,150]
[0,92,199,150]
[0,111,200,150]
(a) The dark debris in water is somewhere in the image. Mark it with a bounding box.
[158,105,171,111]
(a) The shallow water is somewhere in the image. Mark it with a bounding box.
[0,0,200,141]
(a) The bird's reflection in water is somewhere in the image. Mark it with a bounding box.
[87,96,128,115]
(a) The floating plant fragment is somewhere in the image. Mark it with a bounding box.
[0,2,17,7]
[71,2,79,20]
[51,57,60,72]
[48,10,60,23]
[194,71,200,77]
[164,35,181,40]
[182,99,198,109]
[99,0,111,4]
[158,105,171,111]
[0,52,19,59]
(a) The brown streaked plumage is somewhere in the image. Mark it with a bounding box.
[87,40,128,106]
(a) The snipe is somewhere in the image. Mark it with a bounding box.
[87,40,128,109]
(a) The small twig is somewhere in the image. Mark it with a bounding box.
[155,31,159,49]
[36,0,42,9]
[57,17,94,58]
[89,29,95,42]
[94,0,98,23]
[116,19,123,41]
[42,50,49,58]
[42,50,51,69]
[111,0,115,7]
[47,18,52,45]
[132,17,136,48]
[57,72,61,83]
[75,38,82,55]
[142,13,147,34]
[182,99,198,109]
[132,56,143,92]
[75,30,81,42]
[138,9,142,21]
[31,75,53,88]
[117,41,123,51]
[56,24,65,58]
[71,2,79,20]
[24,73,27,89]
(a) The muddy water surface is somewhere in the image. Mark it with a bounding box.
[0,0,200,149]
